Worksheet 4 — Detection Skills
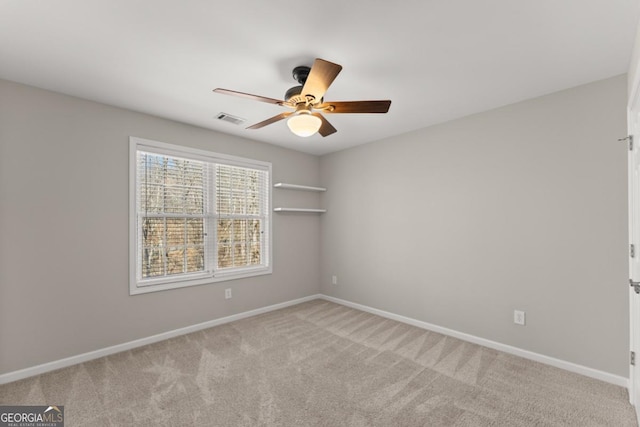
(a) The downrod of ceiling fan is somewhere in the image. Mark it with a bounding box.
[292,66,310,85]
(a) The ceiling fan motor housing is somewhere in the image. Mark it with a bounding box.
[284,85,305,104]
[285,86,323,105]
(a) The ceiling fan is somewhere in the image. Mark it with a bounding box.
[213,58,391,138]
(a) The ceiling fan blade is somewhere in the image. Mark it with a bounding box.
[319,100,391,114]
[313,113,337,137]
[213,88,285,105]
[247,112,293,130]
[301,59,343,102]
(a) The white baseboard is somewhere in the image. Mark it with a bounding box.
[0,294,321,385]
[0,293,629,389]
[319,295,629,389]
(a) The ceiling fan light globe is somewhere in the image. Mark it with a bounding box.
[287,113,322,137]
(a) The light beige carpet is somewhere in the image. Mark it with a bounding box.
[0,300,637,426]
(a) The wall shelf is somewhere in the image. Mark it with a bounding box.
[274,183,326,192]
[274,182,326,213]
[273,207,326,213]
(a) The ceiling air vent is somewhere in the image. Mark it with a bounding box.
[216,112,246,125]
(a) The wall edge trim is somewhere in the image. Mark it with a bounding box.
[318,295,629,388]
[0,294,321,385]
[1,293,628,390]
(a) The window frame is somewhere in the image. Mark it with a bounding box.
[129,136,272,295]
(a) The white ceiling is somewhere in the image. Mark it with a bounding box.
[1,0,638,155]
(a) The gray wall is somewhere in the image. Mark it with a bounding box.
[0,74,630,378]
[0,79,322,374]
[320,75,629,376]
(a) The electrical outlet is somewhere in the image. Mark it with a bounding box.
[225,288,232,299]
[514,310,526,325]
[332,275,338,285]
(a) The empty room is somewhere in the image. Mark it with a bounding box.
[3,1,640,426]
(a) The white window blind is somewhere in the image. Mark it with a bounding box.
[137,152,209,280]
[215,164,269,271]
[130,137,271,295]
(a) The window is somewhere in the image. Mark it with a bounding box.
[129,137,271,295]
